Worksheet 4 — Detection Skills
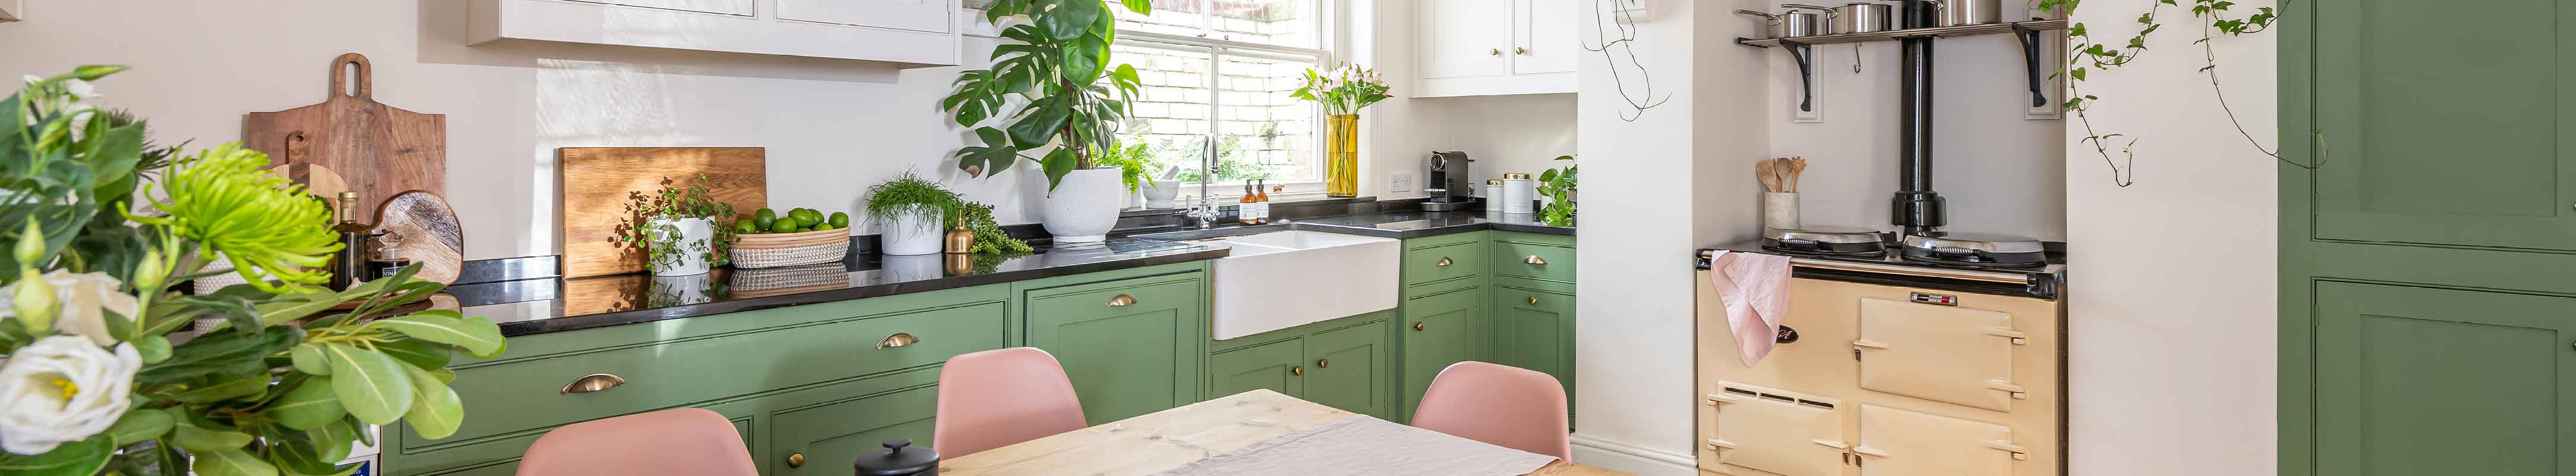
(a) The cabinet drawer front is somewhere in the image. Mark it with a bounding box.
[772,385,940,475]
[429,301,1005,445]
[1404,240,1487,286]
[1490,241,1575,283]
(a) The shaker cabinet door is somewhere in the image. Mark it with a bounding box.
[1417,0,1512,79]
[1490,288,1575,409]
[1208,339,1306,400]
[1400,286,1487,420]
[2307,0,2576,250]
[1304,321,1392,419]
[2311,283,2576,475]
[1024,275,1209,425]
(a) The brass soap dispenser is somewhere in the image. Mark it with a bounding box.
[943,219,975,254]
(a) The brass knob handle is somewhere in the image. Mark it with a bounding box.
[1528,296,1540,305]
[1106,294,1137,307]
[560,373,626,394]
[1436,257,1452,267]
[1524,255,1548,265]
[1317,358,1329,368]
[1489,48,1501,55]
[1515,47,1528,54]
[1292,365,1303,376]
[1413,322,1425,331]
[786,452,804,468]
[876,333,919,350]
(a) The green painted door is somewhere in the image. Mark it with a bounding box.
[1399,286,1485,421]
[1208,339,1304,399]
[769,384,939,475]
[1023,274,1209,424]
[1490,287,1574,415]
[2311,283,2576,475]
[2306,0,2576,250]
[1304,322,1390,419]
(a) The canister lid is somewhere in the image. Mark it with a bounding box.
[1487,180,1505,186]
[1504,173,1533,180]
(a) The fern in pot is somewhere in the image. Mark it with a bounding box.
[618,176,734,277]
[866,172,963,256]
[941,0,1154,243]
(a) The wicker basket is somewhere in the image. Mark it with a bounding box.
[730,228,851,269]
[729,263,850,298]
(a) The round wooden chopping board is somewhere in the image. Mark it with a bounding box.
[372,190,464,284]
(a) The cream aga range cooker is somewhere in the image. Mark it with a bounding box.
[1693,230,2065,476]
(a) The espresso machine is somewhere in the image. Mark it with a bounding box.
[1423,151,1479,212]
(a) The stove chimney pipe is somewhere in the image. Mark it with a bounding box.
[1890,0,1945,237]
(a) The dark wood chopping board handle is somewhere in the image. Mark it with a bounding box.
[329,53,372,101]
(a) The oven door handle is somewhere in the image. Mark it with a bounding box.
[1811,439,1849,450]
[1851,339,1891,350]
[1987,380,2029,394]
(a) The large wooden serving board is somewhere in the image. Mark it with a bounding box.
[557,147,766,278]
[243,54,444,210]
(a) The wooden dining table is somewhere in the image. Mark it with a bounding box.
[940,389,1626,475]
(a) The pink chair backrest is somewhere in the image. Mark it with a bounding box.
[517,408,757,476]
[1409,361,1572,459]
[934,347,1090,457]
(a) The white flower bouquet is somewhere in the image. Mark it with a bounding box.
[1289,64,1391,116]
[0,66,508,475]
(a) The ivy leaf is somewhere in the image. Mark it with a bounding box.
[0,436,113,476]
[269,375,348,430]
[365,312,506,358]
[320,342,416,425]
[190,448,278,476]
[400,364,466,440]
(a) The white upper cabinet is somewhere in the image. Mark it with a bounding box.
[470,0,961,67]
[0,0,21,23]
[1413,0,1577,97]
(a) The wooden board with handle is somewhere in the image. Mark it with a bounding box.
[243,53,445,211]
[372,190,465,284]
[557,147,766,278]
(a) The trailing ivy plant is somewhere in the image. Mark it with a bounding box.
[616,176,735,272]
[942,0,1152,190]
[1537,155,1577,227]
[1090,140,1155,194]
[2041,0,2316,187]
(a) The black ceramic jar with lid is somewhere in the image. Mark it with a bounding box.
[853,438,939,476]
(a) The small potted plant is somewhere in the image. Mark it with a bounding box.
[620,176,735,276]
[866,171,964,256]
[1093,140,1162,209]
[1538,155,1577,227]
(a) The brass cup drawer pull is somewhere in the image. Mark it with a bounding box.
[1524,255,1548,265]
[1527,296,1540,305]
[1292,365,1303,376]
[1106,294,1138,307]
[1317,358,1329,368]
[560,373,626,394]
[876,333,919,350]
[1413,322,1425,331]
[1435,257,1453,267]
[786,452,804,468]
[1515,47,1528,54]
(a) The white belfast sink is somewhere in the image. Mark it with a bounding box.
[1182,230,1401,340]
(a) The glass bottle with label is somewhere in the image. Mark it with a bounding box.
[326,192,372,290]
[1251,180,1270,223]
[1237,181,1257,225]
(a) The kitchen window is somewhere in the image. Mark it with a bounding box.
[1114,1,1332,201]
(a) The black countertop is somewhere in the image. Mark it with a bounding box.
[449,207,1568,337]
[455,237,1227,336]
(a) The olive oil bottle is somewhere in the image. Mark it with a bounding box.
[326,192,372,289]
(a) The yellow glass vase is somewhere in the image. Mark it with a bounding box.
[1325,114,1360,197]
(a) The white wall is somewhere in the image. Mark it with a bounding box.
[0,0,1035,261]
[1360,0,1578,199]
[1763,34,2067,239]
[2062,1,2278,474]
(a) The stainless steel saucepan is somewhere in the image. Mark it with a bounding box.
[1829,1,1893,34]
[1902,0,2002,27]
[1735,8,1826,39]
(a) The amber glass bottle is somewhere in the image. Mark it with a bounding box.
[327,192,371,289]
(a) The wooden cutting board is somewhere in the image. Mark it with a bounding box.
[373,190,465,284]
[558,147,766,278]
[243,53,445,211]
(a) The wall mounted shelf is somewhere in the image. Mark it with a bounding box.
[1739,20,2068,111]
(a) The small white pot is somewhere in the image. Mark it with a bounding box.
[1143,179,1182,208]
[879,210,945,256]
[1041,168,1124,243]
[647,216,714,277]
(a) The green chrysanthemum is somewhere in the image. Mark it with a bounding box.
[129,143,339,292]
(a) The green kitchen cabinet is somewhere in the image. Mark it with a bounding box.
[1398,285,1486,420]
[1489,286,1575,414]
[768,384,940,475]
[2308,283,2576,475]
[1302,321,1392,419]
[1019,267,1210,425]
[1208,339,1307,400]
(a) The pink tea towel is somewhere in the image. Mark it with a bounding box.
[1707,250,1792,367]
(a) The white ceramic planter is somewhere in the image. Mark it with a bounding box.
[650,273,715,305]
[880,253,943,282]
[1042,168,1122,243]
[1143,179,1182,208]
[647,216,714,276]
[879,210,944,256]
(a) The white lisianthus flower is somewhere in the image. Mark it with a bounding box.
[17,75,37,86]
[0,271,138,346]
[0,337,140,455]
[59,79,96,101]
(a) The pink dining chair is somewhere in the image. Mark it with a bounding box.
[517,408,756,475]
[1410,361,1573,459]
[934,347,1090,457]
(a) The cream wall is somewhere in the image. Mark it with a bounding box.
[2062,1,2278,474]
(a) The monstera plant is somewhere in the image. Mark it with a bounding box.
[942,0,1153,187]
[0,66,506,476]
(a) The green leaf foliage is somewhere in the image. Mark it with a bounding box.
[268,376,347,430]
[400,364,466,439]
[939,0,1152,188]
[365,312,506,358]
[373,339,455,371]
[289,343,330,375]
[190,448,277,476]
[321,342,416,425]
[105,408,176,446]
[171,420,255,453]
[0,436,113,476]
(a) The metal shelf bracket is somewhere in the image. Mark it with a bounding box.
[1783,39,1816,112]
[2011,23,2047,108]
